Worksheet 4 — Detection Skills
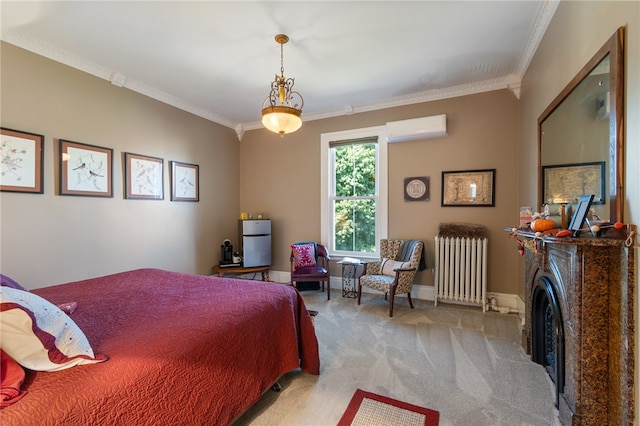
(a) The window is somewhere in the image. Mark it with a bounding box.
[321,126,387,259]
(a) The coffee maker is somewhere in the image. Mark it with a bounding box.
[220,239,234,265]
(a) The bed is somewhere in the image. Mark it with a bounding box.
[0,268,320,425]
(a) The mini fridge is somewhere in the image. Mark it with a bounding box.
[238,219,271,267]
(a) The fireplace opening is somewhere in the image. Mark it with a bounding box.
[531,276,565,407]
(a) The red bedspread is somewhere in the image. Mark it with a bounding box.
[1,269,319,425]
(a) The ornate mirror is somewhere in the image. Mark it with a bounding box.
[538,27,624,223]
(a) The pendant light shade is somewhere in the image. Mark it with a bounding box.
[261,34,304,137]
[261,105,302,134]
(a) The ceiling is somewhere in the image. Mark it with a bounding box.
[1,1,558,137]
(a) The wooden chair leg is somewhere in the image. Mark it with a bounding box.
[407,292,414,309]
[357,283,362,305]
[389,289,396,317]
[326,279,330,300]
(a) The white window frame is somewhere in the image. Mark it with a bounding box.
[320,125,388,260]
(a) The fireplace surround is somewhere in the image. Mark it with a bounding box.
[518,231,634,425]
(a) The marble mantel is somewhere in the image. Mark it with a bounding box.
[513,229,635,425]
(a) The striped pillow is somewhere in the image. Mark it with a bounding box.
[380,258,410,277]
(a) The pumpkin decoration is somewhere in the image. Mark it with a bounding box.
[530,218,556,232]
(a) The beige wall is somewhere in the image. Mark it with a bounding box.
[518,1,639,423]
[1,42,521,295]
[240,90,520,294]
[0,42,241,288]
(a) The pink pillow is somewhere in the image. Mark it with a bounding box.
[0,286,107,372]
[292,243,317,269]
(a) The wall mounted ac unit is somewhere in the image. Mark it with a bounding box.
[386,114,447,143]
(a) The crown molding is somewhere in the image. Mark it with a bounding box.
[513,0,560,79]
[1,29,235,129]
[2,0,557,139]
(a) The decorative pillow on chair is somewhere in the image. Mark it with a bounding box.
[292,243,317,269]
[0,286,107,372]
[380,258,411,277]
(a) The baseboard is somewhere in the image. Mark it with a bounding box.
[268,270,525,317]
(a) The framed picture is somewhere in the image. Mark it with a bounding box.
[1,128,45,193]
[170,161,199,202]
[568,194,594,235]
[542,162,605,205]
[441,169,495,207]
[60,139,113,197]
[404,176,429,201]
[124,152,164,200]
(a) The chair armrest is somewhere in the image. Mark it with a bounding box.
[363,261,382,275]
[394,267,417,273]
[393,267,419,293]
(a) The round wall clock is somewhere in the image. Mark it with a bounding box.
[404,176,430,201]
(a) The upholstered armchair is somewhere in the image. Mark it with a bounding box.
[290,242,331,300]
[357,239,424,317]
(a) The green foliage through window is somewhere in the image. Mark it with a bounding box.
[332,142,376,254]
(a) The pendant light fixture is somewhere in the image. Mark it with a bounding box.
[261,34,304,137]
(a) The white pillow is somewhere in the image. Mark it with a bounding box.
[0,286,107,372]
[380,258,411,277]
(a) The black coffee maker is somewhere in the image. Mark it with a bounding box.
[221,239,234,264]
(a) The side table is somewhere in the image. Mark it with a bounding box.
[211,264,270,281]
[338,259,363,298]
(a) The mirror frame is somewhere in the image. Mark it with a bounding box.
[538,27,625,223]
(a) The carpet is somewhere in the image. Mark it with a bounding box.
[337,389,439,426]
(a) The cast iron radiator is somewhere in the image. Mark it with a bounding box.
[434,226,488,312]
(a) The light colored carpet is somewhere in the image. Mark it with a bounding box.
[234,289,561,426]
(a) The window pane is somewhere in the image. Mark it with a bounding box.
[333,199,376,253]
[333,143,376,197]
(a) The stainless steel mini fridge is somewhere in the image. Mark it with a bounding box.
[238,219,271,267]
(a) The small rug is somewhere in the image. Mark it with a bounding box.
[337,389,439,426]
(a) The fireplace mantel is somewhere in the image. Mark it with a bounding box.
[515,230,634,425]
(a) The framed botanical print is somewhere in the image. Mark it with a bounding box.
[170,161,199,202]
[1,127,45,193]
[59,139,113,197]
[124,152,164,200]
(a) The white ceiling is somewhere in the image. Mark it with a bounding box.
[1,1,558,137]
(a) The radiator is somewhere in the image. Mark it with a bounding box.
[434,236,488,312]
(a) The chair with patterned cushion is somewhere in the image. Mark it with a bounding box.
[357,239,424,317]
[290,242,331,300]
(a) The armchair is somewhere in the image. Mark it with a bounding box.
[357,239,424,317]
[290,242,331,300]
